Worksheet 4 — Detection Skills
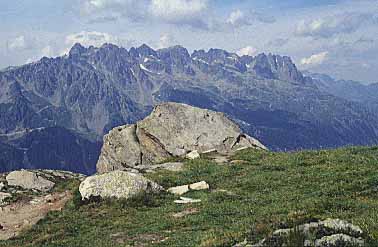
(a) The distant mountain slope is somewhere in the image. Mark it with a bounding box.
[0,43,378,173]
[306,72,378,110]
[0,127,101,174]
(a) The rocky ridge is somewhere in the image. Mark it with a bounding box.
[2,43,378,173]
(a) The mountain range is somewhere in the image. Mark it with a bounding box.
[1,43,377,174]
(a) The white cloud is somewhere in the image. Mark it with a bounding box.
[149,0,209,28]
[296,12,376,38]
[62,31,135,54]
[81,0,211,29]
[41,46,54,57]
[81,0,147,21]
[61,31,120,55]
[8,36,26,50]
[226,9,276,28]
[65,31,119,47]
[82,0,139,12]
[150,0,207,18]
[157,34,177,49]
[227,10,246,26]
[237,46,258,57]
[300,52,329,66]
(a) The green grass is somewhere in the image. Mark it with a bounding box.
[2,146,378,246]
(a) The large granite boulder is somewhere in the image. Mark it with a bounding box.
[97,102,266,173]
[79,171,163,200]
[6,170,55,191]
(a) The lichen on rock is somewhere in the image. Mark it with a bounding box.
[79,171,163,200]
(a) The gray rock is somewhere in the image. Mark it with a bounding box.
[315,234,364,247]
[137,103,266,155]
[168,181,209,196]
[174,197,201,204]
[189,181,210,191]
[250,219,365,247]
[0,182,5,191]
[168,185,190,196]
[97,125,143,173]
[318,218,363,238]
[6,170,55,191]
[79,171,163,200]
[142,162,185,173]
[186,150,200,160]
[97,103,267,173]
[0,192,11,205]
[154,162,184,172]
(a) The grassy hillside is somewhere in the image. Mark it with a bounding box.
[1,147,378,246]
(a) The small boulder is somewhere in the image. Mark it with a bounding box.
[186,150,200,160]
[79,171,163,200]
[168,181,210,196]
[168,185,190,196]
[189,181,210,191]
[6,170,55,191]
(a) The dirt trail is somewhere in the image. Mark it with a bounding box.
[0,191,72,241]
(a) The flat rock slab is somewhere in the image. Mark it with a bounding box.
[0,191,71,241]
[168,185,190,196]
[174,197,201,204]
[147,162,185,172]
[189,181,210,191]
[6,170,55,192]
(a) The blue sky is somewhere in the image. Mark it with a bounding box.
[1,0,377,82]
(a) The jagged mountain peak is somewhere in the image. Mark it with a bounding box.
[1,41,378,175]
[100,43,121,51]
[69,43,87,57]
[158,45,191,60]
[192,48,235,60]
[12,42,307,86]
[137,44,157,57]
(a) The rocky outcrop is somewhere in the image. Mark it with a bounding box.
[97,102,267,173]
[242,219,365,247]
[6,170,55,192]
[79,171,163,200]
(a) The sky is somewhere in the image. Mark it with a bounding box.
[1,0,377,82]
